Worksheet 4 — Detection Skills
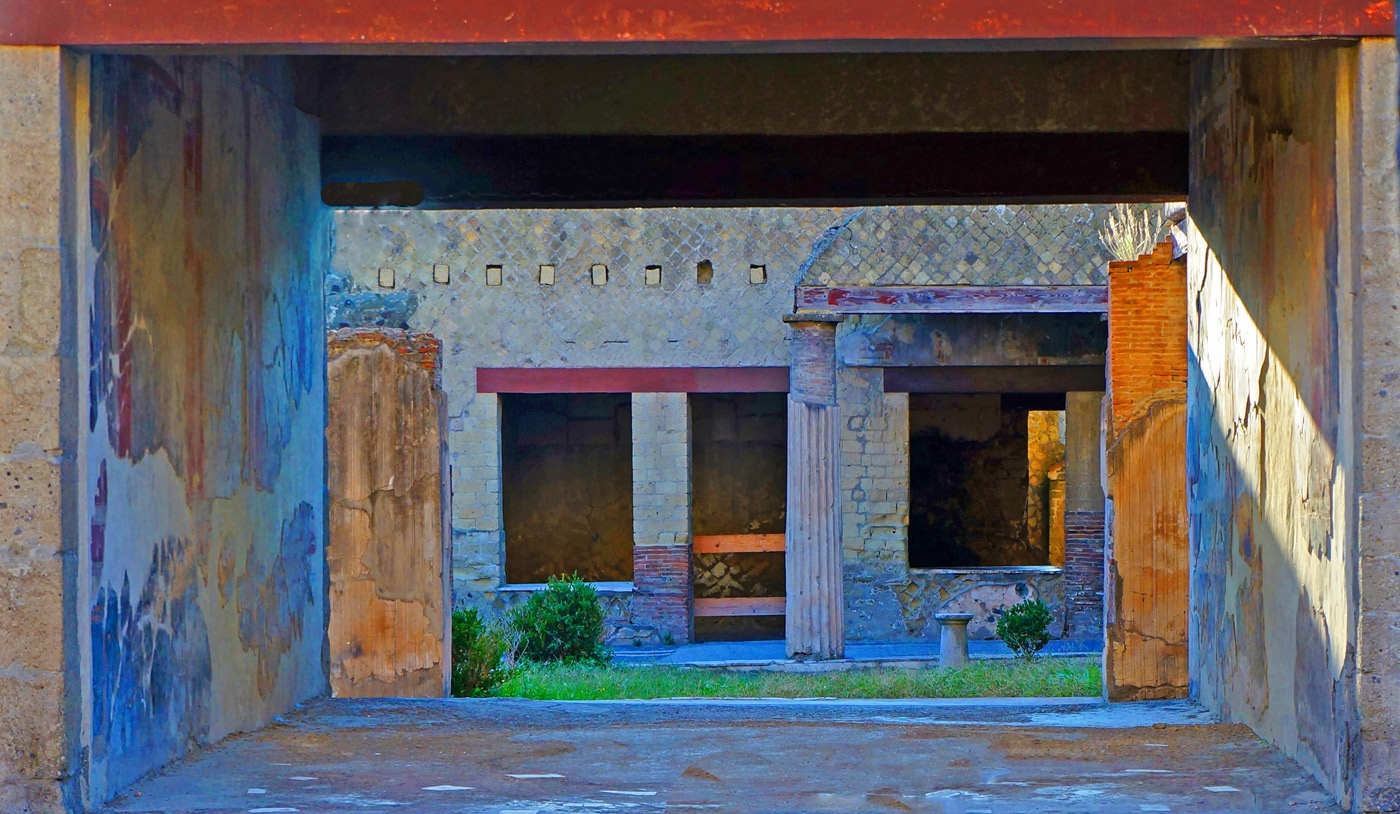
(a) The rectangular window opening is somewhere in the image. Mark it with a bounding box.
[907,393,1065,569]
[502,393,634,584]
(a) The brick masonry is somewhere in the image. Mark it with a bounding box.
[1063,511,1106,637]
[1106,241,1188,435]
[631,543,694,645]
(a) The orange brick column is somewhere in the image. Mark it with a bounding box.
[1103,242,1189,701]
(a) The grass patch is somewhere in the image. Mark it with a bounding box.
[494,658,1100,700]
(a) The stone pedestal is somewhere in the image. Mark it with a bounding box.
[783,314,845,660]
[936,613,974,669]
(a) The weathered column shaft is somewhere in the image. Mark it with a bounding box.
[784,315,844,659]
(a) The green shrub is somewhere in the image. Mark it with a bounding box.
[996,599,1054,659]
[509,574,611,665]
[450,607,514,697]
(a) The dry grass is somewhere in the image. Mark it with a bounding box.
[1098,203,1166,261]
[494,658,1100,700]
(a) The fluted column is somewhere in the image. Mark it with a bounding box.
[783,314,845,659]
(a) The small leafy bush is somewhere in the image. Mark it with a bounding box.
[510,574,611,665]
[996,599,1054,659]
[451,607,514,697]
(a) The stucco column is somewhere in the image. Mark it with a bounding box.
[783,314,844,660]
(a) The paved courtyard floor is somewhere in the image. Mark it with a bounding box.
[104,697,1342,814]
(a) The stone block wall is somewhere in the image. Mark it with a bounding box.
[0,45,73,814]
[1355,38,1400,812]
[449,390,502,597]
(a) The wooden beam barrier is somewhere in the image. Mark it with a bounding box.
[692,534,786,554]
[693,597,787,617]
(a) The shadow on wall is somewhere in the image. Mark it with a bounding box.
[1185,45,1355,807]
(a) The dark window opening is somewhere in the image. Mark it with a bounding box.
[691,393,787,641]
[908,393,1065,569]
[502,393,633,584]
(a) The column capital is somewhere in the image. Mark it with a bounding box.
[785,313,843,406]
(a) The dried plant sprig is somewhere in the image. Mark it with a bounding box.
[1097,203,1166,262]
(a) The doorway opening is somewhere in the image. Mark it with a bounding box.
[690,393,788,642]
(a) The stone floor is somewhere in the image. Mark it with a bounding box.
[103,697,1343,814]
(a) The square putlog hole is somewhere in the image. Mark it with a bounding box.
[377,267,395,289]
[486,264,504,286]
[645,265,662,285]
[433,264,451,284]
[539,264,556,285]
[592,264,609,286]
[749,264,767,284]
[696,259,714,285]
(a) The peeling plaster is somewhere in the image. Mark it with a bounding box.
[82,54,327,804]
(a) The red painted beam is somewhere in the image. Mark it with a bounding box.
[477,367,789,394]
[0,0,1390,46]
[797,285,1109,314]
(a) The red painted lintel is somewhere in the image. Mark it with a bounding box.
[477,367,790,394]
[0,0,1391,47]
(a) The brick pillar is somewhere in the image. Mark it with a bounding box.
[1063,391,1105,639]
[783,314,845,660]
[1104,242,1188,701]
[1063,512,1106,638]
[631,392,693,644]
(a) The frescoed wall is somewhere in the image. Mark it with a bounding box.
[83,55,328,804]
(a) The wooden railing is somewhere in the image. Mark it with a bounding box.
[692,534,786,618]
